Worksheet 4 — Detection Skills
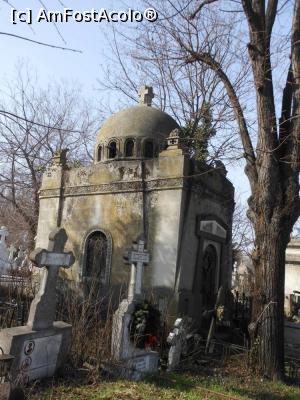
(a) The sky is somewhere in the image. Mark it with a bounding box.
[0,0,127,94]
[2,0,290,207]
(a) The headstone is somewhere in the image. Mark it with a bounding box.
[0,226,11,275]
[167,318,189,371]
[0,228,74,382]
[111,234,158,380]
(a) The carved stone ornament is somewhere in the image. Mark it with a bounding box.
[167,128,182,147]
[39,177,185,198]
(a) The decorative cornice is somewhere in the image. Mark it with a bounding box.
[39,177,185,198]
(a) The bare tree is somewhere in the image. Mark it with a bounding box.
[134,0,299,379]
[0,65,100,247]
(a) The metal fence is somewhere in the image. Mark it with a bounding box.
[0,274,34,328]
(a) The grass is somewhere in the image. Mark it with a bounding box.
[26,371,300,400]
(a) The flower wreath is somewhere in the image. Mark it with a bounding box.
[130,300,161,350]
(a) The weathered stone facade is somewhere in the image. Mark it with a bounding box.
[35,90,234,321]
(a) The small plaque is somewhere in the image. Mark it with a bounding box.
[40,252,72,267]
[19,334,62,381]
[129,251,150,264]
[134,357,147,371]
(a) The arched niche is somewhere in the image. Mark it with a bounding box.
[143,139,154,158]
[97,145,102,162]
[81,229,112,289]
[125,138,135,157]
[108,141,117,159]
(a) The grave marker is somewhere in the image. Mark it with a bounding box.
[28,228,75,330]
[112,234,158,380]
[0,228,74,382]
[123,235,150,301]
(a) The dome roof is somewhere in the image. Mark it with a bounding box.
[96,105,179,143]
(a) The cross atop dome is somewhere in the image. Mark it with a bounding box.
[138,86,154,107]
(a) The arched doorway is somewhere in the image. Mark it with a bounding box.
[201,244,218,310]
[83,230,110,297]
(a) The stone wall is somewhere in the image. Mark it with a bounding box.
[35,147,234,316]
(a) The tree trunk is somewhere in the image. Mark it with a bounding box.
[250,217,289,380]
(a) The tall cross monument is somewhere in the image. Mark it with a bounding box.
[28,228,75,330]
[0,228,75,383]
[112,234,158,378]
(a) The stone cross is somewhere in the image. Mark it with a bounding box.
[123,234,150,301]
[138,86,154,107]
[27,228,75,330]
[0,226,9,246]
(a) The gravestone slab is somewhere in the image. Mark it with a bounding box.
[126,352,159,380]
[0,228,74,382]
[0,322,71,383]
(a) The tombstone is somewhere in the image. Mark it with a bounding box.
[167,318,192,372]
[111,234,159,380]
[0,228,74,382]
[0,226,11,275]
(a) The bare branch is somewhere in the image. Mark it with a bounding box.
[0,32,82,53]
[189,0,218,19]
[0,109,84,133]
[186,50,257,175]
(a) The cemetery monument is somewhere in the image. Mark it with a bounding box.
[0,228,74,382]
[111,234,159,379]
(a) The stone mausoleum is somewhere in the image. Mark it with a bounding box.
[35,86,234,321]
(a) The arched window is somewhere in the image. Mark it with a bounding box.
[84,231,108,284]
[125,139,134,157]
[143,140,154,158]
[108,141,117,159]
[97,146,102,161]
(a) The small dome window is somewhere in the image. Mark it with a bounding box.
[125,139,134,157]
[108,141,117,159]
[143,140,154,158]
[97,145,102,161]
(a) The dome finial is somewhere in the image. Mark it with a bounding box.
[138,86,154,107]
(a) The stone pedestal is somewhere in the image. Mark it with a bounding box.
[0,321,71,383]
[111,299,159,380]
